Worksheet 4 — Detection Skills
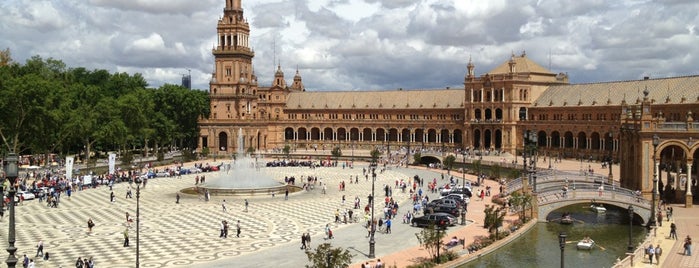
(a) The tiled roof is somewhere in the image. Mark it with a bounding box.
[487,54,553,75]
[285,89,465,110]
[534,75,699,107]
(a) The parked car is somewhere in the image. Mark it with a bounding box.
[423,204,460,216]
[411,212,456,228]
[428,198,460,207]
[443,194,470,205]
[17,191,35,201]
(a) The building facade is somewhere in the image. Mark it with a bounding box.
[198,0,699,205]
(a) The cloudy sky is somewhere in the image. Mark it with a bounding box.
[1,0,698,91]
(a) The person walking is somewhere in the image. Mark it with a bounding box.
[655,244,662,264]
[219,220,226,238]
[236,220,241,238]
[35,240,43,258]
[123,228,129,247]
[176,193,180,204]
[684,235,692,256]
[657,211,663,227]
[110,191,115,203]
[385,218,392,234]
[222,199,227,213]
[646,244,655,264]
[285,188,289,200]
[244,199,248,212]
[670,222,678,239]
[87,218,95,233]
[300,233,307,250]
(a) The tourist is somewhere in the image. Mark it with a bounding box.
[236,220,241,237]
[35,240,43,258]
[123,228,129,247]
[285,188,289,200]
[684,235,692,256]
[244,199,248,212]
[219,220,226,238]
[646,244,655,264]
[110,191,115,203]
[176,193,180,204]
[87,218,95,233]
[655,244,662,263]
[222,199,227,213]
[300,233,307,250]
[656,211,663,226]
[670,222,678,239]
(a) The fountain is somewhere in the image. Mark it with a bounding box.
[192,128,295,196]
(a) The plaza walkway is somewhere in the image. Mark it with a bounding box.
[0,149,695,267]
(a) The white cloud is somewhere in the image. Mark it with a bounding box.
[1,0,698,90]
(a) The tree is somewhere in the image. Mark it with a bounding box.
[0,48,12,66]
[443,155,456,174]
[491,164,502,179]
[331,146,342,159]
[508,191,533,222]
[413,152,422,165]
[483,205,506,239]
[305,243,353,268]
[283,145,291,159]
[472,160,482,177]
[415,224,447,262]
[370,148,382,164]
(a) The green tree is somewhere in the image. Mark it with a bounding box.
[331,146,342,159]
[508,191,533,222]
[283,145,291,159]
[491,164,502,179]
[305,243,354,268]
[413,152,422,165]
[443,155,456,174]
[483,205,506,239]
[472,160,482,177]
[415,224,447,262]
[370,148,382,164]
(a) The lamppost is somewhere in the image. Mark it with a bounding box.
[649,134,659,227]
[558,232,566,268]
[608,132,614,184]
[523,131,538,192]
[4,153,18,267]
[136,184,141,267]
[368,168,376,258]
[461,161,467,225]
[627,205,634,252]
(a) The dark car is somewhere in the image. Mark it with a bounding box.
[411,213,456,228]
[424,204,460,216]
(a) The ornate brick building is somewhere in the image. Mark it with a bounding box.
[198,0,699,205]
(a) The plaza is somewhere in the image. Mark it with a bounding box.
[0,157,467,267]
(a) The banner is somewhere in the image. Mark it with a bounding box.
[108,153,116,175]
[66,155,74,180]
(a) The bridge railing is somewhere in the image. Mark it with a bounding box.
[536,183,651,208]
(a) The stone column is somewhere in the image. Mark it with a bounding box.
[687,162,693,208]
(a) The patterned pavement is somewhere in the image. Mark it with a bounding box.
[0,163,441,267]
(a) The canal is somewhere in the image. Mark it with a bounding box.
[461,204,648,268]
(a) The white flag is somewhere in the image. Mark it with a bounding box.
[108,153,116,175]
[66,156,74,180]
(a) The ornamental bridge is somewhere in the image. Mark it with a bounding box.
[413,152,653,224]
[505,169,653,224]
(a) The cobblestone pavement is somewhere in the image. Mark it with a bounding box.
[0,163,446,268]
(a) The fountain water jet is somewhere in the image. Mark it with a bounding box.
[195,128,295,196]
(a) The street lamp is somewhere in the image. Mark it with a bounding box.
[649,134,659,227]
[608,132,614,184]
[461,164,467,225]
[627,205,634,252]
[4,153,18,267]
[368,168,376,258]
[136,184,141,267]
[523,131,538,192]
[558,232,566,268]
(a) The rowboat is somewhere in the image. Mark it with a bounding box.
[577,239,595,250]
[590,204,606,213]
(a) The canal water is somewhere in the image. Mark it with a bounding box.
[461,204,648,268]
